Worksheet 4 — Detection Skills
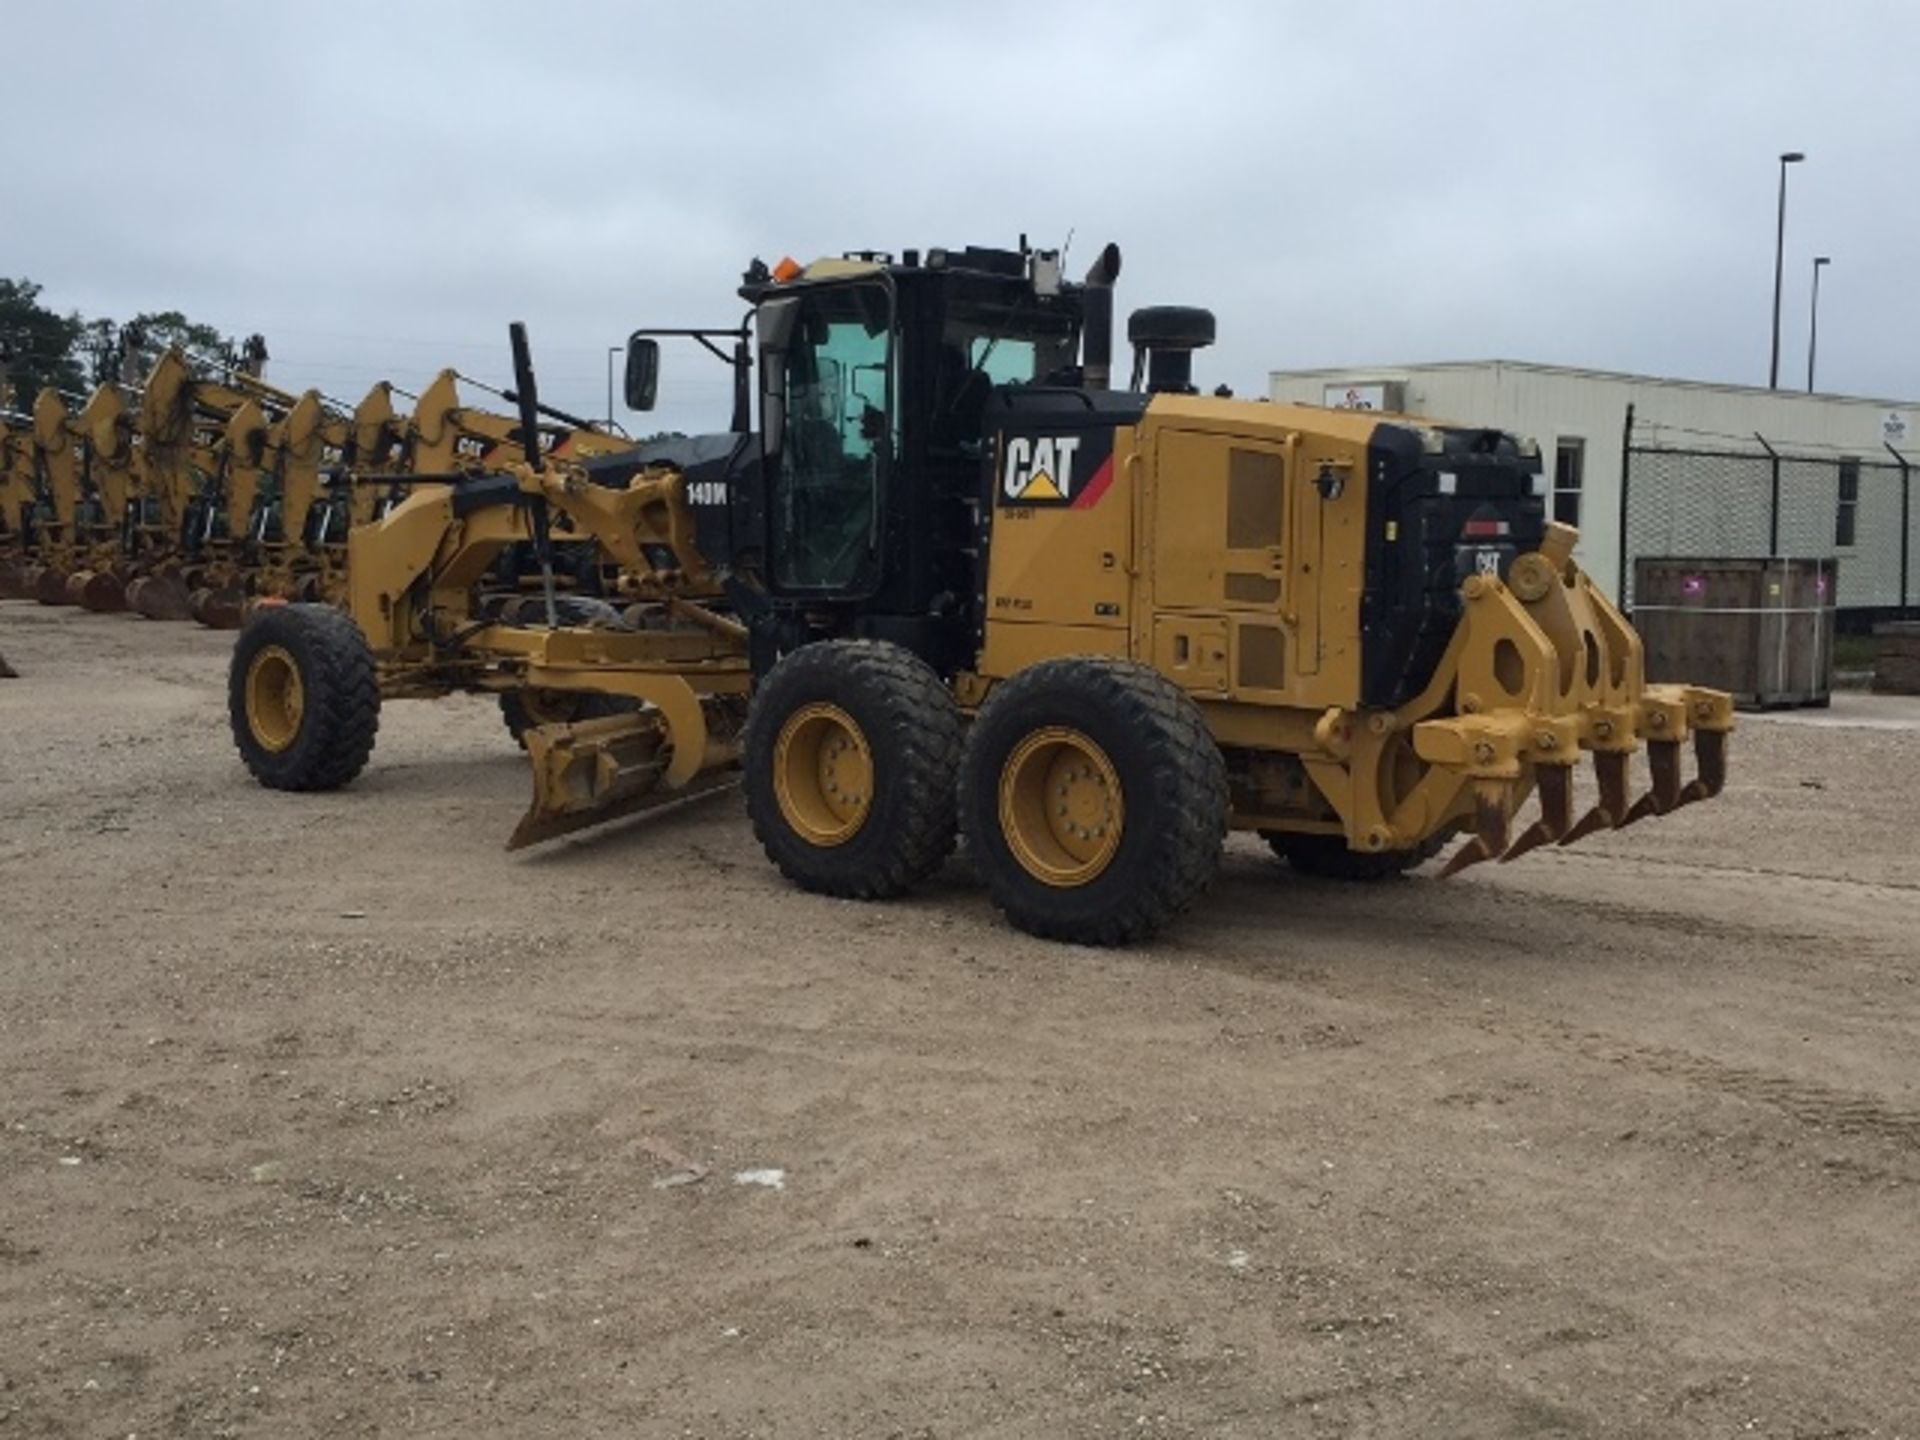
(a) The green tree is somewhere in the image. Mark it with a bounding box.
[76,317,123,387]
[120,310,241,382]
[0,278,85,412]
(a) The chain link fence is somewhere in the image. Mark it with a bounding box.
[1622,437,1915,613]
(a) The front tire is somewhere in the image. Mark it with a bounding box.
[743,640,963,899]
[960,658,1227,945]
[229,603,380,790]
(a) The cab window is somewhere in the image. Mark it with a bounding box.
[771,283,892,591]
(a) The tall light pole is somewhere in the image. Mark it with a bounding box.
[606,345,622,428]
[1769,150,1805,389]
[1806,255,1830,394]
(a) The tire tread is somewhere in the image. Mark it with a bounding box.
[229,604,380,791]
[743,640,963,900]
[961,657,1227,945]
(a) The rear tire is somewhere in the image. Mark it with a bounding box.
[960,658,1227,945]
[1263,828,1451,880]
[743,640,963,899]
[229,603,380,790]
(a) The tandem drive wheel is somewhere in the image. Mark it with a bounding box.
[743,640,962,900]
[228,604,380,791]
[960,657,1228,946]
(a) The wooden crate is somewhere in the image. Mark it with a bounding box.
[1873,621,1920,695]
[1631,557,1836,709]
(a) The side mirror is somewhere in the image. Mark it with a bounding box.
[624,337,660,411]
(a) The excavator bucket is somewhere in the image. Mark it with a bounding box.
[189,581,248,630]
[508,708,739,850]
[68,568,129,612]
[126,570,195,622]
[33,564,77,606]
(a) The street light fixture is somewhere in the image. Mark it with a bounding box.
[1769,150,1805,390]
[1806,255,1831,394]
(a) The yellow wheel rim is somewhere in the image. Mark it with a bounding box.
[772,703,874,847]
[999,726,1124,888]
[245,644,305,752]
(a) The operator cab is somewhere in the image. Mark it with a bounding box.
[619,241,1101,674]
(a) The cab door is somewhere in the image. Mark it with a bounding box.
[759,279,895,598]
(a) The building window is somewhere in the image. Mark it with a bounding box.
[1553,438,1585,528]
[1835,458,1859,547]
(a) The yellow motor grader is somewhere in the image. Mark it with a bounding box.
[0,413,40,597]
[4,352,290,620]
[226,242,1732,943]
[59,383,147,610]
[111,355,405,622]
[147,362,318,626]
[223,379,426,611]
[248,368,637,611]
[405,367,638,472]
[245,386,387,606]
[13,386,113,608]
[118,350,228,620]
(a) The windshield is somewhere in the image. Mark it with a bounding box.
[930,297,1079,454]
[942,303,1078,387]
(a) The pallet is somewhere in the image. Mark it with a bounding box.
[1874,622,1920,695]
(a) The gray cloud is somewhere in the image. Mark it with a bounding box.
[12,0,1915,434]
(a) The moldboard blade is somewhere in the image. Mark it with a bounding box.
[507,769,739,851]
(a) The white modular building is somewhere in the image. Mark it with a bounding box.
[1266,361,1918,613]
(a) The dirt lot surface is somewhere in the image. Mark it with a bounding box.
[2,602,1917,1438]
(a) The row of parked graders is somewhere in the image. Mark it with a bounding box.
[0,351,637,626]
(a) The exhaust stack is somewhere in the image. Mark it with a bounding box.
[1080,243,1122,390]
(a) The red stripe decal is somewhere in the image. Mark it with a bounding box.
[1069,455,1116,510]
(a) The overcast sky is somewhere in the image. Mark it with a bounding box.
[10,1,1916,433]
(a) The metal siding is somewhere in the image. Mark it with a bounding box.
[1270,362,1918,605]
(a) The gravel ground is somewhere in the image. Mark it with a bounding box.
[2,601,1917,1438]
